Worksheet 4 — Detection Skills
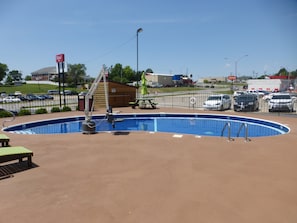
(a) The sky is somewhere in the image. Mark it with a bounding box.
[0,0,297,81]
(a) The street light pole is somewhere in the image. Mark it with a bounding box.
[235,54,248,78]
[225,54,248,77]
[136,28,143,91]
[225,54,248,91]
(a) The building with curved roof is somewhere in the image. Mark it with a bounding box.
[31,66,57,81]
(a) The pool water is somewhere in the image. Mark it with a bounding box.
[3,113,289,137]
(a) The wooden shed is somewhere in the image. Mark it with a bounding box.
[93,81,137,109]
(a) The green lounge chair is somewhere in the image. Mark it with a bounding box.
[0,146,33,167]
[0,134,10,147]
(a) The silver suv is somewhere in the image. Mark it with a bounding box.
[268,93,294,112]
[203,94,231,111]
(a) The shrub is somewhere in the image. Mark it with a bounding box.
[62,106,71,112]
[0,110,13,118]
[51,107,61,113]
[18,109,31,116]
[35,108,48,114]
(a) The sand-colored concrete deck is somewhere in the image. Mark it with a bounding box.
[0,107,297,223]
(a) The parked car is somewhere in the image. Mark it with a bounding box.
[263,93,274,101]
[3,96,21,103]
[17,95,29,101]
[268,93,294,112]
[233,91,246,99]
[257,90,270,97]
[35,95,46,100]
[246,90,258,95]
[47,90,59,95]
[149,82,163,88]
[246,90,266,97]
[78,91,87,96]
[26,94,39,101]
[14,91,22,96]
[62,90,78,95]
[203,94,231,111]
[234,94,259,112]
[289,92,297,100]
[41,94,54,100]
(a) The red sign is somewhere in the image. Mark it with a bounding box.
[228,75,236,81]
[56,54,65,63]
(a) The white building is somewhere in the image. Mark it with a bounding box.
[145,73,174,87]
[246,79,291,92]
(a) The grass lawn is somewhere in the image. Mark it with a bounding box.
[1,83,233,95]
[0,84,78,95]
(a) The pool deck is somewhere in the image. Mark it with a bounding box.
[1,107,297,223]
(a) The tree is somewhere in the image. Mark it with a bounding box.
[270,67,297,79]
[277,68,289,76]
[5,74,13,85]
[146,68,154,73]
[8,70,22,81]
[122,66,135,82]
[257,75,267,79]
[25,75,32,81]
[109,64,135,84]
[290,69,297,78]
[109,63,123,82]
[67,64,87,87]
[0,63,8,82]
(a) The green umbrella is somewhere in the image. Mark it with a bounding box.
[141,72,148,96]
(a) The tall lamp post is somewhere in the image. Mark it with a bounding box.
[225,54,248,91]
[235,54,248,78]
[136,28,143,92]
[225,54,248,77]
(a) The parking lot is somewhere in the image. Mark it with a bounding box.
[0,95,78,114]
[153,92,297,114]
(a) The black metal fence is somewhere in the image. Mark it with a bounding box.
[152,92,297,114]
[1,92,296,115]
[0,95,78,114]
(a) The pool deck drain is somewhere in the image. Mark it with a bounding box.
[173,134,183,138]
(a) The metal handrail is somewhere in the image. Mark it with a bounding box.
[237,123,251,142]
[221,122,233,141]
[2,110,16,128]
[84,65,108,121]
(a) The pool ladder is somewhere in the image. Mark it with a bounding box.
[221,122,251,142]
[237,123,251,142]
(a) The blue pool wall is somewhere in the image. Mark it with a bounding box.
[3,113,290,137]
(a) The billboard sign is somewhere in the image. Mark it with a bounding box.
[56,54,65,63]
[228,75,236,81]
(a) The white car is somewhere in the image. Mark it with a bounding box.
[263,93,274,101]
[203,94,231,111]
[3,96,21,103]
[233,91,245,99]
[268,93,294,112]
[245,90,264,97]
[14,91,22,96]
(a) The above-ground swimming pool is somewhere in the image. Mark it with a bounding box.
[3,113,289,138]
